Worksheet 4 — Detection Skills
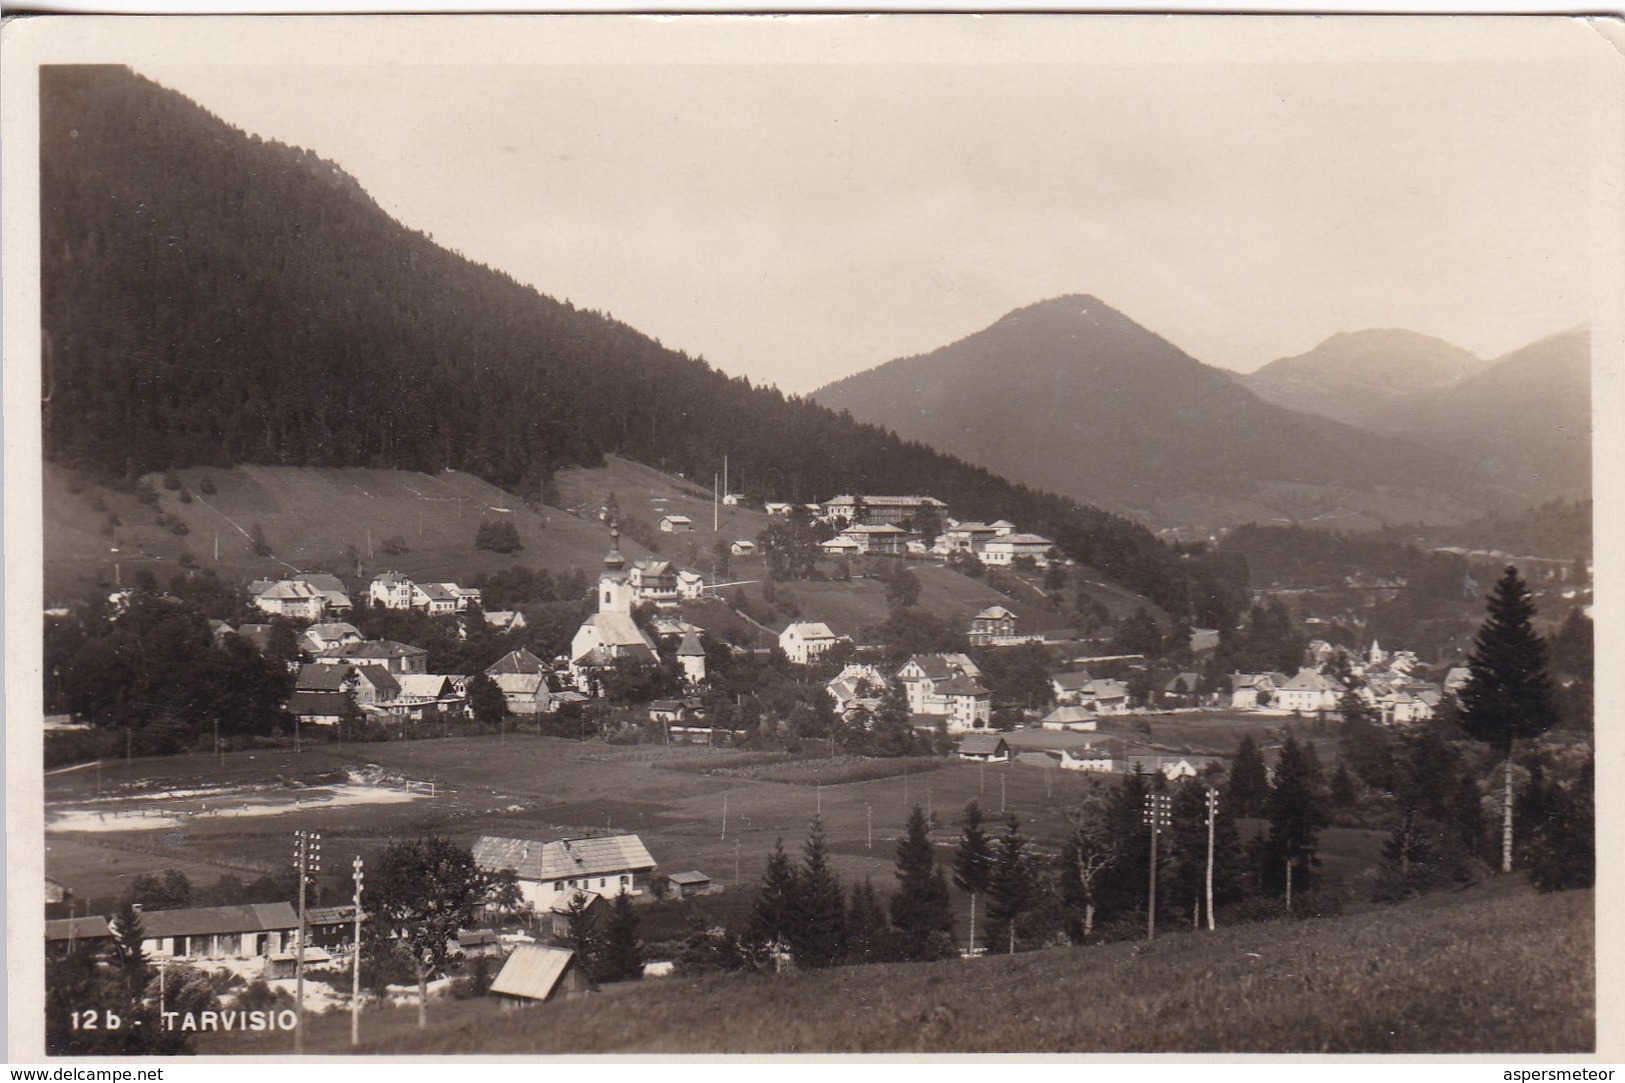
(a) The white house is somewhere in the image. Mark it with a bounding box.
[134,903,299,962]
[491,672,552,715]
[820,536,863,557]
[730,540,756,556]
[472,834,658,910]
[1229,672,1288,710]
[1056,744,1116,773]
[369,571,416,610]
[895,654,990,732]
[301,622,363,654]
[821,494,948,526]
[1275,667,1344,714]
[827,663,889,717]
[981,533,1054,567]
[836,523,908,555]
[484,610,528,633]
[250,579,327,621]
[412,582,461,616]
[659,515,693,533]
[780,621,840,666]
[676,569,706,600]
[968,606,1019,645]
[764,502,795,517]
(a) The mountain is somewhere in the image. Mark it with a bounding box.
[38,66,1201,616]
[1417,328,1591,500]
[1243,327,1591,501]
[1241,329,1491,431]
[813,296,1511,530]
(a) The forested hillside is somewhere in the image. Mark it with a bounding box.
[39,65,1203,616]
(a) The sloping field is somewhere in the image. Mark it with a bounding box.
[43,462,652,603]
[553,455,777,556]
[204,881,1592,1055]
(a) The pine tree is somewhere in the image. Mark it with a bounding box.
[1329,762,1358,811]
[1228,734,1270,818]
[1167,779,1247,927]
[1524,755,1594,892]
[952,800,996,956]
[109,900,150,1001]
[1264,732,1329,909]
[599,891,645,982]
[890,804,953,960]
[1457,566,1560,873]
[563,892,602,987]
[985,819,1037,954]
[747,838,799,964]
[843,878,891,965]
[788,817,846,969]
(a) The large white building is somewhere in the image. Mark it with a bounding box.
[472,834,659,910]
[779,621,841,665]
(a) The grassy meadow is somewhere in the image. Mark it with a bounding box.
[201,880,1593,1055]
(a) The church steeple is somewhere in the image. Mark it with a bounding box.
[603,524,626,572]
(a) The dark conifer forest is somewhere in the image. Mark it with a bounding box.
[40,65,1205,615]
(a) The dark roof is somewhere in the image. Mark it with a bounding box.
[307,905,358,926]
[486,649,548,675]
[287,691,347,717]
[324,640,428,662]
[296,664,352,692]
[46,916,112,941]
[138,902,299,938]
[1052,671,1094,691]
[957,734,1009,755]
[353,664,401,700]
[668,871,711,885]
[935,675,990,697]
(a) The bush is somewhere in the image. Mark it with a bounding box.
[475,519,524,554]
[162,470,182,490]
[380,535,409,556]
[199,476,217,496]
[178,489,193,504]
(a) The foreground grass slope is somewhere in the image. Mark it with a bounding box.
[210,882,1591,1055]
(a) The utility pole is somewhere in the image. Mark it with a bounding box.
[1143,793,1170,942]
[720,790,728,841]
[1205,788,1219,932]
[351,855,363,1048]
[866,802,873,851]
[1000,772,1007,814]
[214,718,221,764]
[293,829,320,1054]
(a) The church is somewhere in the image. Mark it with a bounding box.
[569,528,659,691]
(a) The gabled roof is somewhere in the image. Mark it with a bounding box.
[487,649,548,675]
[935,675,990,697]
[297,663,352,692]
[257,580,322,601]
[372,571,412,586]
[957,734,1009,755]
[325,640,428,661]
[676,631,706,657]
[632,560,673,576]
[293,573,349,595]
[1083,679,1128,699]
[306,622,361,642]
[138,902,300,938]
[841,524,907,535]
[782,621,837,641]
[489,944,578,1002]
[1164,672,1202,692]
[491,672,548,697]
[287,691,347,716]
[397,674,455,699]
[1052,670,1094,692]
[974,606,1018,621]
[1280,668,1341,692]
[1041,705,1097,725]
[988,533,1053,546]
[473,834,657,882]
[353,664,401,700]
[417,583,459,602]
[900,653,983,681]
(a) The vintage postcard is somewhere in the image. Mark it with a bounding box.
[4,13,1620,1064]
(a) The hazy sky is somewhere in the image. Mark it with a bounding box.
[77,17,1610,394]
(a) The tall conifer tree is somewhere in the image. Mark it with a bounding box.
[1457,566,1559,873]
[890,804,953,960]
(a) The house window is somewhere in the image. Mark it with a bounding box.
[599,878,606,888]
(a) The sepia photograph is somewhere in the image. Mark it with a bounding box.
[4,13,1619,1062]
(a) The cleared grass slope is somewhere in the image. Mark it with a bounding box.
[205,881,1591,1055]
